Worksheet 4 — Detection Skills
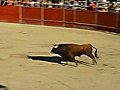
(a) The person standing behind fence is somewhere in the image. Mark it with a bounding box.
[0,0,8,6]
[51,0,60,4]
[89,2,96,11]
[108,3,115,12]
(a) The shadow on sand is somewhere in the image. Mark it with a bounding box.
[28,55,92,67]
[0,84,9,90]
[28,55,64,64]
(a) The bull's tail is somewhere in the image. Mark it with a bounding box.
[89,44,98,58]
[94,47,98,58]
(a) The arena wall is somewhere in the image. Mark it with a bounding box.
[0,6,119,33]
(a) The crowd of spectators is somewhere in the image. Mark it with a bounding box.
[0,0,120,13]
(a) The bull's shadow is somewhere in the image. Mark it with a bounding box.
[28,55,64,64]
[28,55,92,67]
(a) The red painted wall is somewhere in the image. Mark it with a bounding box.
[76,10,96,25]
[44,8,64,26]
[21,7,41,24]
[0,6,119,33]
[118,14,120,28]
[117,14,120,33]
[64,9,75,27]
[0,6,19,23]
[97,12,117,28]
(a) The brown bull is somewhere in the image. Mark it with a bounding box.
[51,43,98,66]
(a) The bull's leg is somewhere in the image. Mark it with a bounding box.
[74,60,78,67]
[70,58,78,67]
[62,60,69,66]
[86,54,97,65]
[64,56,78,67]
[61,57,69,66]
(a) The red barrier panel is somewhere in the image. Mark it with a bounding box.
[118,14,120,29]
[0,6,19,23]
[64,9,75,27]
[0,6,119,33]
[76,10,96,25]
[117,14,120,33]
[44,8,64,26]
[97,12,117,28]
[21,7,41,24]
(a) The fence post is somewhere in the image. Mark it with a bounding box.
[116,13,119,33]
[95,11,98,30]
[74,9,76,28]
[19,6,22,23]
[41,6,44,25]
[63,8,65,27]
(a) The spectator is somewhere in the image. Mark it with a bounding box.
[51,0,60,4]
[1,0,8,6]
[28,0,35,7]
[100,7,108,12]
[63,0,73,9]
[89,2,97,11]
[108,3,114,12]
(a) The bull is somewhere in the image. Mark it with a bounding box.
[51,43,98,66]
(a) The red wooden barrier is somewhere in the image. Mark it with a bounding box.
[44,8,64,26]
[0,6,19,23]
[64,9,75,27]
[117,14,120,33]
[76,10,96,25]
[0,6,119,33]
[75,10,96,29]
[97,12,117,28]
[21,7,41,24]
[96,12,118,32]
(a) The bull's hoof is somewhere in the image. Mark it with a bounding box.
[74,65,78,67]
[92,62,97,65]
[61,61,69,66]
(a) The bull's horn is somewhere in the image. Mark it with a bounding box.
[54,44,59,46]
[53,44,58,48]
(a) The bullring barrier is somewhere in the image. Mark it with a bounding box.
[0,6,119,33]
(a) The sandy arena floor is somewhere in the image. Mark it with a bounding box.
[0,22,120,90]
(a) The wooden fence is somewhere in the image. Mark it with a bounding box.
[0,6,119,33]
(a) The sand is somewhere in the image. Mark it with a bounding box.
[0,22,119,90]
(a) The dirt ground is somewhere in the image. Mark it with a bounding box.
[0,22,120,90]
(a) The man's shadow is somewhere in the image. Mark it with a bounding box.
[28,55,92,67]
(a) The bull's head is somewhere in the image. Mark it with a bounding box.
[51,44,66,55]
[51,44,59,54]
